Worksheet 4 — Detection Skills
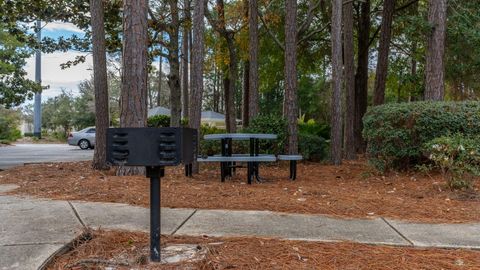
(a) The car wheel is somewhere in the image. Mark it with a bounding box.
[79,139,90,150]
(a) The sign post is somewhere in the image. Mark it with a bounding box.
[106,127,196,262]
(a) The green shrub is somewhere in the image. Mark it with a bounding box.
[199,124,226,156]
[0,107,22,142]
[147,115,188,128]
[243,115,288,154]
[363,101,480,171]
[424,134,480,190]
[299,132,327,161]
[147,115,171,128]
[23,132,34,137]
[298,118,330,139]
[52,131,67,140]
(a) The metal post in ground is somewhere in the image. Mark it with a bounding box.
[147,166,164,262]
[33,20,42,139]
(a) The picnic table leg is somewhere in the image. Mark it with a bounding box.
[248,138,255,184]
[289,160,297,180]
[247,160,252,184]
[253,139,266,183]
[254,138,260,178]
[221,139,227,182]
[227,138,233,177]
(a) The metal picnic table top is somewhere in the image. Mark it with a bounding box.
[204,133,277,140]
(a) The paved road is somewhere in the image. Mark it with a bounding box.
[0,144,93,170]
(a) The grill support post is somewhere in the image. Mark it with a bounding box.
[146,166,164,262]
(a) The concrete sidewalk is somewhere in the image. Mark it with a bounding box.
[1,185,479,270]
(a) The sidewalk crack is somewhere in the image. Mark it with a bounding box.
[67,201,87,229]
[381,217,414,246]
[171,209,197,235]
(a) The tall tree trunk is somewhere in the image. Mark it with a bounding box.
[118,0,148,176]
[425,0,447,101]
[225,41,238,133]
[157,44,163,106]
[243,61,250,126]
[330,0,343,165]
[409,0,418,102]
[182,0,191,120]
[284,0,298,155]
[168,0,182,127]
[189,0,206,173]
[90,0,109,170]
[373,0,395,106]
[248,0,259,121]
[354,0,370,153]
[343,0,355,160]
[211,0,237,133]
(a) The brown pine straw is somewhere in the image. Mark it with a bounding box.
[46,230,480,270]
[1,159,479,223]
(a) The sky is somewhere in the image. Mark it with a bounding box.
[22,21,166,106]
[23,22,93,103]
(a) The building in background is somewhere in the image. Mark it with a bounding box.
[147,106,241,129]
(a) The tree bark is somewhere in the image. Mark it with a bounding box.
[243,61,250,126]
[343,0,355,160]
[354,0,370,153]
[283,0,298,155]
[206,0,238,132]
[248,0,259,121]
[157,44,163,106]
[189,0,206,173]
[89,0,110,170]
[118,0,148,176]
[226,37,238,133]
[182,0,190,121]
[373,0,395,106]
[168,0,182,127]
[425,0,447,101]
[330,0,343,165]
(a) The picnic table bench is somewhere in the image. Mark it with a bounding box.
[198,133,277,184]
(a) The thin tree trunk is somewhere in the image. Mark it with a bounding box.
[243,61,250,126]
[283,0,298,155]
[90,0,109,170]
[343,0,355,160]
[213,65,220,112]
[425,0,447,101]
[157,44,163,106]
[212,0,237,133]
[409,0,418,102]
[373,0,395,106]
[118,0,148,176]
[168,0,181,127]
[354,0,370,153]
[248,0,259,121]
[189,0,206,173]
[182,0,191,121]
[330,0,343,165]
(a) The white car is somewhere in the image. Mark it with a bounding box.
[67,127,96,150]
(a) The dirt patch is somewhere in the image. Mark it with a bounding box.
[0,160,479,223]
[46,230,480,270]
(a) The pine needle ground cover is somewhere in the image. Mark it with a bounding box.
[1,160,478,223]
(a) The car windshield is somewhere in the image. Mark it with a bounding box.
[78,127,91,133]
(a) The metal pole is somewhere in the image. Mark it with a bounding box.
[147,166,163,262]
[33,20,42,138]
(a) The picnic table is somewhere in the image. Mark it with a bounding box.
[198,133,277,184]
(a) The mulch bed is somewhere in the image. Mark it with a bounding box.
[46,229,480,269]
[0,160,479,223]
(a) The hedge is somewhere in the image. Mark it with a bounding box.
[363,101,480,171]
